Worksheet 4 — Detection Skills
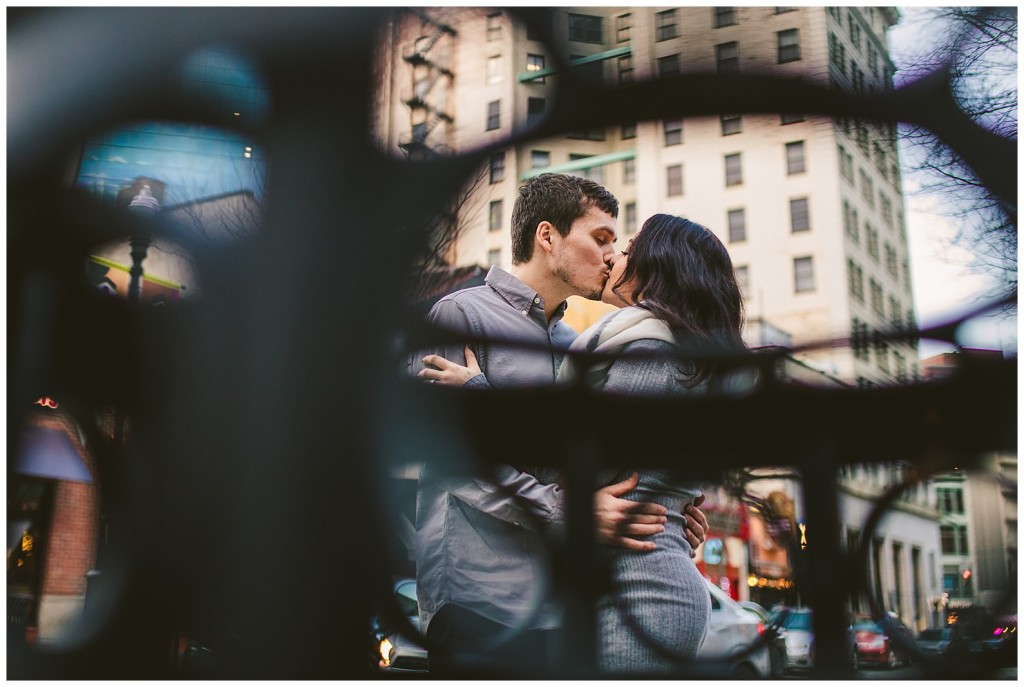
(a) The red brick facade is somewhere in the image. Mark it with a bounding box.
[30,411,101,598]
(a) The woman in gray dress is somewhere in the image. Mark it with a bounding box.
[557,213,747,673]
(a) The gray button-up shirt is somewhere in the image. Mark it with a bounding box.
[414,266,578,633]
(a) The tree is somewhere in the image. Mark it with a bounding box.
[896,7,1017,307]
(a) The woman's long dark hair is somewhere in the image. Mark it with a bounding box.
[613,213,746,386]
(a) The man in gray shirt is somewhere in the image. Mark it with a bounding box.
[414,174,707,675]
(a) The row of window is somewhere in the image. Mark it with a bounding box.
[848,261,909,331]
[563,8,801,46]
[850,318,915,382]
[842,199,906,284]
[727,256,815,297]
[827,7,889,81]
[725,198,810,241]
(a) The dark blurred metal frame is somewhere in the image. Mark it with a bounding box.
[7,6,1016,680]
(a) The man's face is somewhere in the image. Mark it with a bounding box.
[551,206,617,300]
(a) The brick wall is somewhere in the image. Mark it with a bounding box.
[31,411,101,597]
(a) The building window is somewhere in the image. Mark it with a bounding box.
[487,12,502,41]
[894,350,907,383]
[624,201,637,234]
[616,13,631,42]
[568,13,603,43]
[785,140,806,175]
[618,55,634,84]
[666,164,683,197]
[790,197,810,232]
[866,224,879,260]
[734,264,750,294]
[486,100,500,131]
[531,150,550,169]
[937,487,965,514]
[526,54,545,83]
[721,114,742,136]
[860,169,874,205]
[848,259,864,302]
[848,11,862,51]
[623,157,635,184]
[527,98,545,127]
[889,296,903,330]
[829,32,847,75]
[487,248,501,266]
[843,199,860,242]
[885,243,898,277]
[714,7,737,28]
[570,154,604,185]
[940,524,969,556]
[869,278,884,315]
[728,208,746,242]
[567,126,606,141]
[663,119,683,146]
[781,112,804,124]
[621,122,637,140]
[777,28,801,63]
[839,145,854,181]
[487,55,503,85]
[656,9,678,41]
[657,53,680,78]
[880,193,893,226]
[716,42,740,73]
[794,256,815,293]
[851,318,870,359]
[488,199,503,232]
[724,153,742,186]
[489,151,505,183]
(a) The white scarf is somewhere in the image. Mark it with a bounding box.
[557,305,675,387]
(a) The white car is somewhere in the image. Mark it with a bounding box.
[699,579,773,677]
[375,578,771,677]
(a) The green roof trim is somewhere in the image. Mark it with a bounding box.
[518,46,632,83]
[89,255,186,290]
[520,149,636,180]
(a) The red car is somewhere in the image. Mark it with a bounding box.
[853,614,914,669]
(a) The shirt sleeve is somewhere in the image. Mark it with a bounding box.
[415,298,491,389]
[446,465,567,531]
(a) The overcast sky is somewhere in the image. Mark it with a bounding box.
[887,6,1017,358]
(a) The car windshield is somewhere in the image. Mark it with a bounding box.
[395,581,419,617]
[780,611,812,630]
[853,621,882,632]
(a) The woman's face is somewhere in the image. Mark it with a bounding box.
[602,236,637,307]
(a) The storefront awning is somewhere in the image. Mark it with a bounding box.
[13,426,93,484]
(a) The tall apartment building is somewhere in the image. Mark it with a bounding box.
[374,6,917,385]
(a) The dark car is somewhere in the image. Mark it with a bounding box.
[853,613,914,669]
[916,627,968,657]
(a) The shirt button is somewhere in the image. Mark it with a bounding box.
[521,309,528,315]
[534,297,540,304]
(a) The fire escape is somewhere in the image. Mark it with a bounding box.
[398,10,456,161]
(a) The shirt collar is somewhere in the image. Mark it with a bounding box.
[485,265,568,323]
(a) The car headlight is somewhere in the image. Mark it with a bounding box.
[379,637,394,667]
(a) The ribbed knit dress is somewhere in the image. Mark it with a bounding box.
[558,306,711,674]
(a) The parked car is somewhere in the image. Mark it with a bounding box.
[373,577,771,677]
[737,601,787,677]
[916,627,968,657]
[771,607,858,674]
[853,613,914,669]
[700,580,772,677]
[372,579,429,673]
